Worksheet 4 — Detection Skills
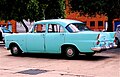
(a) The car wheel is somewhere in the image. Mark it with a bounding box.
[0,31,2,41]
[115,38,120,47]
[64,47,78,59]
[10,44,22,56]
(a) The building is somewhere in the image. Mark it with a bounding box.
[0,20,16,33]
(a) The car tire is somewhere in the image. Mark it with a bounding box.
[64,46,79,59]
[115,38,120,48]
[10,44,22,56]
[0,31,2,41]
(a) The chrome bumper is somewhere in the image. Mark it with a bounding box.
[91,44,117,52]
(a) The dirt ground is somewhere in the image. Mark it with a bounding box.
[0,43,120,77]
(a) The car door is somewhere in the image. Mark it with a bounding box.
[26,24,46,53]
[45,24,65,53]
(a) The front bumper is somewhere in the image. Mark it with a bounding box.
[91,44,117,52]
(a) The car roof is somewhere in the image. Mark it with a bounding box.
[34,19,83,27]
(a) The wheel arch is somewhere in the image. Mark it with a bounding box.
[9,42,23,52]
[115,37,119,40]
[61,44,80,54]
[115,37,120,47]
[9,42,23,56]
[115,37,118,39]
[9,42,19,49]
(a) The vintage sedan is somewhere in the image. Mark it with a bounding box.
[5,19,117,58]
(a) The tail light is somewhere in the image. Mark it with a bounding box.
[96,40,100,45]
[114,39,116,43]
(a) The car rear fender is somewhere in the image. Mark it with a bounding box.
[100,32,115,41]
[61,43,80,53]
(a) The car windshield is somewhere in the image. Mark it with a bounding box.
[66,23,91,33]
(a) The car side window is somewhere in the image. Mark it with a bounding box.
[34,24,46,33]
[48,24,64,33]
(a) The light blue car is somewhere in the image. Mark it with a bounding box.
[5,19,117,58]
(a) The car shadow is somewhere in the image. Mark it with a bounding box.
[104,48,120,54]
[8,53,111,61]
[77,55,111,61]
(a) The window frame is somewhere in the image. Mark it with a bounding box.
[98,21,103,27]
[90,21,95,27]
[48,24,65,33]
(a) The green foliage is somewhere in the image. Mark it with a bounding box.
[0,0,38,21]
[70,0,120,31]
[0,0,65,21]
[70,0,120,18]
[0,0,65,32]
[70,0,106,16]
[27,0,40,21]
[45,0,65,19]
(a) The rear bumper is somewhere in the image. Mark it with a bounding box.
[91,44,117,52]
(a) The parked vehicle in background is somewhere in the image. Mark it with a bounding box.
[5,19,117,59]
[0,26,12,43]
[0,31,2,41]
[115,25,120,47]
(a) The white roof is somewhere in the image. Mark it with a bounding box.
[34,19,83,27]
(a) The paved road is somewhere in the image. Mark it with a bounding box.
[0,42,120,77]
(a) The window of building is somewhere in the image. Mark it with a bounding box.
[98,21,103,26]
[90,21,95,27]
[83,21,87,25]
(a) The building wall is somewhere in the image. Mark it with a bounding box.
[0,20,16,33]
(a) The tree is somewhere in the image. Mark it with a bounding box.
[0,0,65,32]
[70,0,120,32]
[45,0,65,19]
[0,0,41,32]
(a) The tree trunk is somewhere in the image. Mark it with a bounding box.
[21,20,29,32]
[107,14,114,32]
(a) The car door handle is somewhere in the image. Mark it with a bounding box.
[41,34,45,37]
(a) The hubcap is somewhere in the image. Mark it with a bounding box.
[67,48,74,56]
[13,47,18,54]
